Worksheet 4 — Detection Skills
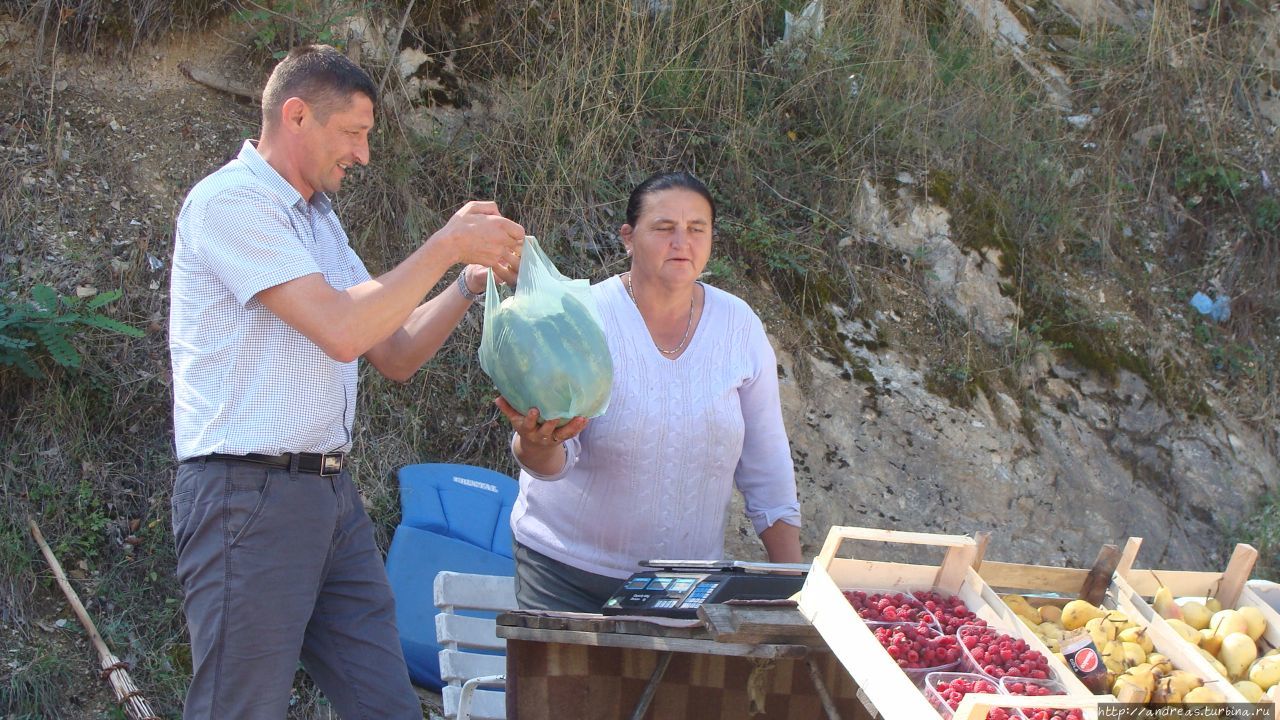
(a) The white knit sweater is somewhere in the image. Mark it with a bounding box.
[509,275,801,579]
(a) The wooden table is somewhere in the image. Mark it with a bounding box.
[495,604,875,720]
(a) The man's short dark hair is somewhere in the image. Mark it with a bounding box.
[261,44,377,128]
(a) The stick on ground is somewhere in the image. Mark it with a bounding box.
[28,516,160,720]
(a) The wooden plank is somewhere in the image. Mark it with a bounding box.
[497,611,704,639]
[434,571,517,612]
[971,530,992,570]
[696,604,824,645]
[496,624,810,658]
[1078,544,1121,605]
[977,560,1091,594]
[439,649,505,684]
[1217,543,1259,609]
[437,614,505,652]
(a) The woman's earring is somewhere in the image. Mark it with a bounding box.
[626,248,632,256]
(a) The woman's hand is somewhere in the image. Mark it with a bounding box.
[495,397,588,476]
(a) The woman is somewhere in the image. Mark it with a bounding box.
[496,171,802,612]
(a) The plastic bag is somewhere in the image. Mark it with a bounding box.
[479,235,612,420]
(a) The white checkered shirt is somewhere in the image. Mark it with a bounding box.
[169,140,372,461]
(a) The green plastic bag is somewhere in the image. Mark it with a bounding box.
[479,235,613,420]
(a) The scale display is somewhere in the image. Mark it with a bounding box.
[601,561,807,619]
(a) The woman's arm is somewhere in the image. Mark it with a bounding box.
[760,520,804,563]
[733,310,803,546]
[495,397,588,479]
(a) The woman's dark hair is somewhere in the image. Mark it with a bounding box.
[262,44,378,129]
[625,171,716,227]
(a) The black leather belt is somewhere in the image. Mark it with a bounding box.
[196,452,346,476]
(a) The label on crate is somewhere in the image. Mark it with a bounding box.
[1060,632,1110,694]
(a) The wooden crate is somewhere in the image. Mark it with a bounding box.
[798,526,1092,720]
[975,537,1246,702]
[1113,538,1278,697]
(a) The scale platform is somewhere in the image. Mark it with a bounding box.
[601,560,808,619]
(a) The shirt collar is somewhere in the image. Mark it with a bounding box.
[238,139,333,215]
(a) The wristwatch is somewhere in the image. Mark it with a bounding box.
[456,270,485,302]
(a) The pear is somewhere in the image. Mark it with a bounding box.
[1205,596,1223,613]
[1152,673,1197,704]
[1102,640,1127,674]
[1268,683,1280,702]
[1062,599,1103,630]
[1238,606,1266,642]
[1233,680,1265,702]
[1119,625,1154,654]
[1210,609,1249,638]
[1085,618,1110,648]
[1126,665,1158,693]
[1183,685,1226,702]
[1200,628,1223,656]
[1165,670,1204,701]
[1218,632,1258,681]
[1121,641,1148,667]
[1154,586,1182,620]
[1038,604,1063,624]
[1179,600,1212,630]
[1038,621,1064,640]
[1249,655,1280,690]
[1102,609,1134,636]
[1113,675,1152,703]
[1196,647,1230,677]
[1165,618,1202,646]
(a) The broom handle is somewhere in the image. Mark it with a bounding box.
[27,516,159,720]
[28,516,114,661]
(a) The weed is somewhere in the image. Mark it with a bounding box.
[1231,489,1280,581]
[0,284,144,379]
[1,652,73,719]
[235,0,364,60]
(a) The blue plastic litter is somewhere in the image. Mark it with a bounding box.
[385,463,518,690]
[1189,291,1231,322]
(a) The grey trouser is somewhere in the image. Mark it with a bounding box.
[172,458,420,720]
[513,540,625,613]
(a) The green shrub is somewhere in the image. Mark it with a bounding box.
[0,284,143,379]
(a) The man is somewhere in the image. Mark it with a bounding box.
[168,45,523,719]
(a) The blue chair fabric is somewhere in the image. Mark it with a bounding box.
[385,463,518,690]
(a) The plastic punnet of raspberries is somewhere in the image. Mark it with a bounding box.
[934,676,1000,710]
[957,625,1052,680]
[913,590,987,635]
[842,589,935,626]
[871,622,962,670]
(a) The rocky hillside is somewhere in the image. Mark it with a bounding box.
[2,1,1278,717]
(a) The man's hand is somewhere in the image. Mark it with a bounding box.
[434,201,524,283]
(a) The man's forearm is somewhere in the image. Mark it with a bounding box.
[365,272,477,381]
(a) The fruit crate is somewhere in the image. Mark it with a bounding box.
[952,693,1108,720]
[973,536,1245,703]
[1112,537,1277,698]
[797,526,1093,719]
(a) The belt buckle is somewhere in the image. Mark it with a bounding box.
[320,452,344,476]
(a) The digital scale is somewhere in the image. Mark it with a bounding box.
[601,560,809,619]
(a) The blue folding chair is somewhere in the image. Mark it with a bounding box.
[384,463,518,690]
